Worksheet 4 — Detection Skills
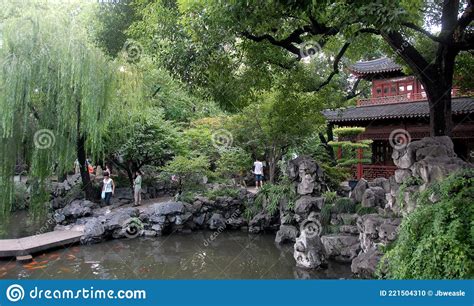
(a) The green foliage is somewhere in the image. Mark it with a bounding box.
[215,148,252,182]
[323,191,337,205]
[328,141,372,149]
[161,155,210,193]
[356,204,378,215]
[177,191,197,203]
[13,184,28,211]
[321,196,356,228]
[108,108,181,173]
[380,169,474,279]
[333,127,365,138]
[397,176,423,205]
[91,0,137,57]
[254,181,296,216]
[333,197,356,214]
[337,158,372,167]
[321,164,350,191]
[0,1,137,218]
[320,204,333,227]
[204,187,241,201]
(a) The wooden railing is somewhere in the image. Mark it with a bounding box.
[351,164,397,180]
[357,89,460,106]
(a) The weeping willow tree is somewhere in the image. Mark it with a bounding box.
[0,0,143,221]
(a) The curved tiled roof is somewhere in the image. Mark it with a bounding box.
[322,97,474,123]
[349,57,402,75]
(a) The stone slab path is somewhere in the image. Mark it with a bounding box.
[0,228,84,259]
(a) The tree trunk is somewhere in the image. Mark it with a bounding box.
[319,124,336,165]
[382,31,458,137]
[267,147,281,183]
[426,88,453,136]
[77,135,95,201]
[76,98,94,201]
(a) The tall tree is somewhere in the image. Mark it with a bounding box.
[151,0,473,136]
[0,1,140,213]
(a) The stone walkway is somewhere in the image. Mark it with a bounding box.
[0,230,84,259]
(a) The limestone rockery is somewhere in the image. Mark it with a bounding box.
[282,136,471,278]
[54,188,256,244]
[51,136,470,278]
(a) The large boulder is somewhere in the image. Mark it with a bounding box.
[104,207,139,232]
[361,187,386,208]
[357,214,401,252]
[351,248,383,278]
[368,177,390,193]
[248,211,279,233]
[208,213,227,230]
[392,137,471,186]
[287,156,325,196]
[148,201,185,216]
[351,179,368,203]
[275,225,299,244]
[293,219,326,269]
[321,234,360,263]
[81,217,106,244]
[61,200,96,220]
[394,169,412,184]
[294,196,324,217]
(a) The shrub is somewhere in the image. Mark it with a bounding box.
[323,191,337,205]
[356,204,378,215]
[321,164,350,191]
[320,203,332,226]
[253,181,297,215]
[380,169,474,279]
[333,197,356,214]
[161,155,210,193]
[205,187,240,200]
[215,148,252,184]
[13,183,28,211]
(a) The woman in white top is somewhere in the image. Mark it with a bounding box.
[133,170,143,206]
[102,172,115,206]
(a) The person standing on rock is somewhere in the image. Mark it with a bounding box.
[102,172,115,206]
[133,170,143,207]
[253,158,264,189]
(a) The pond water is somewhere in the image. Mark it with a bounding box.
[0,230,353,280]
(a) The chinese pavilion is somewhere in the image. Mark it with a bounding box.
[323,57,474,180]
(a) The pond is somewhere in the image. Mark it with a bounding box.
[0,230,352,280]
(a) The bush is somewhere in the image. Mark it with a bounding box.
[321,164,350,191]
[215,148,252,184]
[356,204,378,215]
[380,169,474,279]
[323,191,337,205]
[333,197,356,214]
[253,180,297,216]
[13,183,28,211]
[161,155,210,193]
[205,187,241,200]
[320,203,332,226]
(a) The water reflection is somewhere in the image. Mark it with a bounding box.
[0,232,353,279]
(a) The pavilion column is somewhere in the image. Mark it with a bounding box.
[357,147,363,180]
